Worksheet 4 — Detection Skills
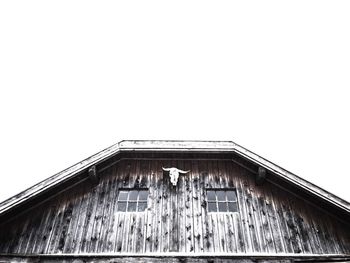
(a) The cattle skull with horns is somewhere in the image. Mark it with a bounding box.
[162,167,190,186]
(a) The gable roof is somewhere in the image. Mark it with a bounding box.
[0,140,349,221]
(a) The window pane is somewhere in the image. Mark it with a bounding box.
[227,191,237,202]
[138,202,147,212]
[216,191,226,201]
[118,191,128,201]
[127,202,137,212]
[228,202,238,212]
[129,190,138,201]
[207,191,216,201]
[208,202,217,212]
[139,190,148,201]
[218,202,227,212]
[117,189,150,213]
[117,201,127,212]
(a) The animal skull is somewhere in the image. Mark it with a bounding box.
[162,167,190,186]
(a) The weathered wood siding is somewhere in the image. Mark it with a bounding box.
[0,159,349,254]
[0,256,296,263]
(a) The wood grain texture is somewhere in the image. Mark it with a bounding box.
[0,159,349,255]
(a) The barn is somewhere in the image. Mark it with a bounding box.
[0,140,349,262]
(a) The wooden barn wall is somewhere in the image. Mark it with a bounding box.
[0,159,349,255]
[0,256,296,263]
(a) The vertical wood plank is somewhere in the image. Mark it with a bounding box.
[257,194,275,253]
[240,169,260,252]
[37,202,58,254]
[313,208,338,253]
[210,213,220,253]
[135,212,145,253]
[152,160,162,253]
[100,164,120,252]
[11,216,30,253]
[209,161,220,253]
[214,161,227,253]
[56,200,74,253]
[72,183,92,253]
[127,161,138,252]
[262,184,285,253]
[250,182,267,253]
[46,196,67,253]
[115,211,125,252]
[268,185,294,254]
[145,160,154,253]
[169,159,179,252]
[62,186,85,253]
[207,160,220,251]
[168,159,176,253]
[141,160,151,253]
[283,189,303,253]
[89,174,111,252]
[121,212,130,251]
[198,160,207,253]
[177,159,186,253]
[161,159,171,253]
[184,160,194,253]
[25,207,48,254]
[137,160,150,252]
[19,212,40,253]
[207,161,214,189]
[94,174,114,253]
[228,162,245,253]
[282,193,303,253]
[304,203,325,254]
[297,201,322,254]
[115,160,127,252]
[219,161,232,253]
[199,161,214,253]
[133,160,141,189]
[288,195,313,254]
[80,180,103,253]
[330,217,350,253]
[323,214,343,253]
[192,160,204,253]
[218,213,228,252]
[236,166,254,253]
[126,160,134,189]
[223,161,238,253]
[128,214,137,252]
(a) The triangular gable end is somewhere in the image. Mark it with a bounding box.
[0,140,349,262]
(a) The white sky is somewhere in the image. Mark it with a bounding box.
[0,1,350,204]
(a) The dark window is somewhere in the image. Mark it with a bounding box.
[206,189,238,213]
[117,189,149,212]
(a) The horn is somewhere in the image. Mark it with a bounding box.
[162,167,171,171]
[178,169,190,174]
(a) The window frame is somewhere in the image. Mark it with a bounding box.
[206,188,239,213]
[116,188,149,213]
